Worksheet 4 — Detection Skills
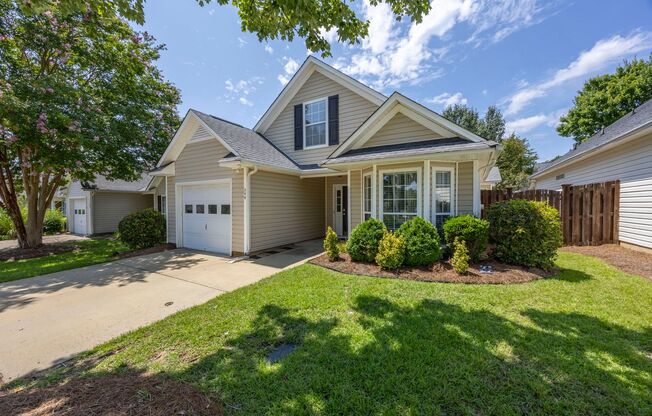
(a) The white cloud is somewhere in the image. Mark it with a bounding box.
[466,0,546,45]
[360,0,396,54]
[224,77,263,106]
[505,109,567,134]
[264,44,274,54]
[237,37,247,48]
[277,74,290,86]
[505,32,652,114]
[278,57,299,85]
[239,97,253,106]
[319,27,338,44]
[426,92,468,107]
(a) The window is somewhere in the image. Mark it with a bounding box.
[185,204,193,214]
[208,204,218,214]
[433,170,453,228]
[381,170,419,230]
[304,99,327,148]
[336,189,342,213]
[157,195,166,214]
[196,204,205,214]
[221,204,231,215]
[363,174,372,221]
[555,173,565,180]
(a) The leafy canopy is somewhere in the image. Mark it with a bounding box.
[17,0,433,56]
[557,56,652,144]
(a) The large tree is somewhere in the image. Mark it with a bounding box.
[18,0,431,56]
[442,104,506,142]
[0,1,180,248]
[557,56,652,144]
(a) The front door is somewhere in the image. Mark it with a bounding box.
[333,184,348,237]
[72,198,87,235]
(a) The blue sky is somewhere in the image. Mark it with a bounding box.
[137,0,652,161]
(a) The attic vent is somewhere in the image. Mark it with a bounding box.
[190,125,213,142]
[555,173,565,181]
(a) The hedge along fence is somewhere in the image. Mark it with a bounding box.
[481,180,620,247]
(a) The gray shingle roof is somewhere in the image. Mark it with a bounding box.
[82,173,152,192]
[191,110,299,171]
[534,99,652,177]
[322,138,497,165]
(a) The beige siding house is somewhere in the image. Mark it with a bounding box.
[148,56,502,256]
[531,99,652,251]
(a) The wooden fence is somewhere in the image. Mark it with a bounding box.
[480,181,620,246]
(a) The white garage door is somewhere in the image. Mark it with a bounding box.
[72,198,87,235]
[182,183,231,254]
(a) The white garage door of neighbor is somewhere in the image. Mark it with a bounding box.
[182,183,231,254]
[72,198,87,235]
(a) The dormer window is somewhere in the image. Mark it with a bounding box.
[304,98,328,149]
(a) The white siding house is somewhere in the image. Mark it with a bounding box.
[531,99,652,250]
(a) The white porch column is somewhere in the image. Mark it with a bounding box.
[423,160,430,222]
[473,160,481,216]
[371,164,377,218]
[347,170,351,236]
[164,176,169,243]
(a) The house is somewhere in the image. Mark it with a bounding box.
[531,99,652,251]
[56,174,153,235]
[147,56,502,256]
[481,166,502,189]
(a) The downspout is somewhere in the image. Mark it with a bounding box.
[243,166,258,255]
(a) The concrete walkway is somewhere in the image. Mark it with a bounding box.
[0,240,323,383]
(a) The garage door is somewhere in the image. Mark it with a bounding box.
[182,183,231,254]
[72,198,87,235]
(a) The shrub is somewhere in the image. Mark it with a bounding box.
[395,216,441,266]
[43,209,67,234]
[324,226,340,261]
[488,200,563,269]
[375,232,405,270]
[443,215,489,261]
[346,218,386,262]
[118,208,166,250]
[0,208,14,238]
[451,237,470,275]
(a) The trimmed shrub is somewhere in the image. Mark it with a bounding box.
[395,216,441,266]
[375,232,406,270]
[443,215,489,261]
[451,237,470,275]
[324,226,340,261]
[43,209,67,234]
[346,218,386,262]
[488,200,563,269]
[118,208,166,250]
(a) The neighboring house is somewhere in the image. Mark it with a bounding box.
[57,174,153,235]
[148,56,502,256]
[481,166,502,190]
[531,99,652,251]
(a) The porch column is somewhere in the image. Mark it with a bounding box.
[347,170,351,236]
[473,160,481,216]
[423,160,430,221]
[371,164,377,218]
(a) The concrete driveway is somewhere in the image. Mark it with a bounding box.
[0,240,323,383]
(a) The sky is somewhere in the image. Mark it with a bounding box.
[136,0,652,162]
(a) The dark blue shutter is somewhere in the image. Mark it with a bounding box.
[328,95,339,146]
[294,104,303,150]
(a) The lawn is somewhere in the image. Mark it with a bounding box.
[8,252,652,415]
[0,238,129,283]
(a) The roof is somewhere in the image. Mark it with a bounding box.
[484,166,501,183]
[533,99,652,177]
[81,173,152,192]
[191,110,299,171]
[322,138,497,165]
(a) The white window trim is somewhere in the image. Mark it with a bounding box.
[378,167,422,227]
[432,166,456,226]
[303,97,329,150]
[362,172,372,220]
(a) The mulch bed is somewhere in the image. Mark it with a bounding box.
[311,253,557,284]
[0,244,76,262]
[116,243,177,260]
[0,373,222,416]
[561,244,652,280]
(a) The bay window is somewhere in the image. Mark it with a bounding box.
[381,170,420,230]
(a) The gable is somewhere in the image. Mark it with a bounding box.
[363,112,443,149]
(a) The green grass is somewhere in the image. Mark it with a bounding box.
[0,239,129,283]
[12,252,652,415]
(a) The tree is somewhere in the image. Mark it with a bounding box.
[495,134,538,190]
[17,0,432,57]
[0,1,180,248]
[478,105,506,142]
[557,56,652,144]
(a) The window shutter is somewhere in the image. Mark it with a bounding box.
[294,104,303,150]
[328,95,339,146]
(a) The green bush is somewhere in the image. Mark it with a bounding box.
[346,218,386,262]
[375,232,406,270]
[443,215,489,261]
[451,237,470,275]
[0,208,14,238]
[117,208,166,250]
[395,216,441,266]
[488,200,563,269]
[43,209,67,234]
[324,226,340,261]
